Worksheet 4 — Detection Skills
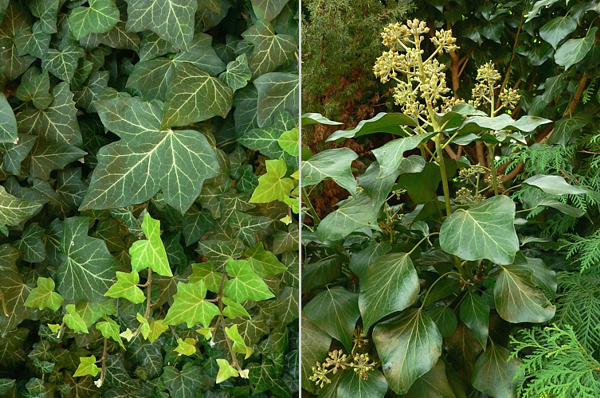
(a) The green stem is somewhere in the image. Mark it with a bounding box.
[435,136,453,216]
[302,187,321,226]
[487,143,499,196]
[420,271,461,309]
[407,232,439,256]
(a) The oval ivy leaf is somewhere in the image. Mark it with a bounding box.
[0,93,17,143]
[301,147,358,195]
[555,27,598,70]
[471,342,520,398]
[372,132,437,178]
[459,293,489,349]
[372,308,442,395]
[522,174,587,195]
[326,112,417,142]
[494,262,556,324]
[540,16,577,50]
[337,369,388,398]
[68,0,120,41]
[440,195,519,265]
[359,252,419,331]
[316,193,380,242]
[403,360,457,398]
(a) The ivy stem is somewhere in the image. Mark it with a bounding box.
[215,272,241,371]
[144,269,153,319]
[407,232,440,256]
[98,337,108,387]
[302,187,321,226]
[487,143,499,196]
[420,271,461,309]
[0,293,8,316]
[435,136,453,216]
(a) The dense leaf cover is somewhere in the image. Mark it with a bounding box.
[0,0,299,396]
[302,1,600,397]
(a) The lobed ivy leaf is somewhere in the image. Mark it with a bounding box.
[162,365,203,397]
[96,317,125,348]
[68,0,120,40]
[219,54,252,93]
[440,195,519,265]
[242,20,296,79]
[24,277,63,311]
[130,213,172,277]
[0,186,42,235]
[250,159,294,204]
[13,222,46,263]
[372,308,442,395]
[359,253,420,331]
[245,242,287,277]
[73,356,100,378]
[104,271,145,304]
[255,72,299,127]
[216,359,239,383]
[80,96,220,213]
[278,127,299,156]
[174,338,196,356]
[0,94,17,143]
[56,217,119,304]
[14,71,53,110]
[223,258,275,302]
[42,43,85,82]
[251,0,289,21]
[63,304,88,334]
[164,280,221,328]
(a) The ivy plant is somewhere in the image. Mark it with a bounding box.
[0,0,299,396]
[301,17,592,397]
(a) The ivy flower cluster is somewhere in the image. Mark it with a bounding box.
[373,19,458,124]
[470,61,521,114]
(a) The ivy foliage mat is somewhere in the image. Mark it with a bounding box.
[0,0,300,396]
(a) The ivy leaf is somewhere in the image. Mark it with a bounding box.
[555,27,598,69]
[338,369,389,398]
[130,213,172,277]
[0,186,42,235]
[301,315,332,394]
[3,134,36,176]
[80,96,220,213]
[251,0,289,21]
[96,317,125,348]
[216,359,239,383]
[0,246,35,334]
[225,324,252,358]
[162,366,203,398]
[161,63,233,129]
[124,0,196,51]
[471,342,520,398]
[29,138,87,180]
[372,308,442,395]
[459,114,552,133]
[460,293,490,349]
[303,287,359,351]
[63,304,88,333]
[189,262,222,292]
[223,258,275,302]
[164,280,221,328]
[24,277,63,311]
[147,318,168,343]
[56,217,119,304]
[245,242,287,277]
[547,113,593,146]
[76,300,115,328]
[327,112,417,142]
[14,222,46,263]
[540,16,577,49]
[73,356,100,377]
[219,54,252,93]
[15,71,53,110]
[0,94,17,143]
[359,253,420,331]
[243,21,296,79]
[104,271,145,304]
[523,175,587,195]
[17,82,82,147]
[42,43,85,82]
[126,58,177,101]
[440,195,519,265]
[222,297,251,319]
[255,72,299,127]
[239,110,296,162]
[68,0,120,40]
[373,132,437,178]
[494,262,556,323]
[277,127,299,156]
[302,148,357,195]
[250,159,294,204]
[317,193,380,242]
[403,360,457,398]
[248,362,291,396]
[174,338,196,356]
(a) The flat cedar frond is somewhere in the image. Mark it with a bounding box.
[560,229,600,272]
[511,324,600,397]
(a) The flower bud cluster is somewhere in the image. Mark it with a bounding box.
[350,353,377,380]
[471,62,521,112]
[374,19,458,125]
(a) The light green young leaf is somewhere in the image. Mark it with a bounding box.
[68,0,120,40]
[471,342,520,398]
[164,280,221,328]
[96,317,125,348]
[216,358,239,383]
[555,27,598,69]
[250,159,294,204]
[372,309,442,395]
[104,271,145,304]
[147,318,168,343]
[222,297,251,319]
[75,300,116,327]
[63,304,88,333]
[161,62,233,129]
[0,186,42,235]
[130,213,172,277]
[440,195,519,265]
[245,242,287,277]
[189,262,222,292]
[174,338,196,356]
[359,253,419,331]
[277,127,299,156]
[74,356,100,377]
[223,258,275,302]
[301,147,357,195]
[57,217,118,304]
[225,324,252,358]
[24,277,63,311]
[80,96,220,214]
[124,0,196,50]
[239,110,296,162]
